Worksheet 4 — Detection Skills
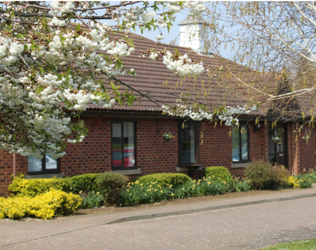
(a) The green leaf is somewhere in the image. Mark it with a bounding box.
[16,33,24,40]
[110,82,116,90]
[76,23,81,31]
[175,48,180,57]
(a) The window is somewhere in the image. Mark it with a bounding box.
[178,121,199,165]
[112,121,136,169]
[232,123,249,162]
[28,153,60,174]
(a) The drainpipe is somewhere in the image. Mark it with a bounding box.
[12,153,16,179]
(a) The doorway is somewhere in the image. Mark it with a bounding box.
[268,123,288,168]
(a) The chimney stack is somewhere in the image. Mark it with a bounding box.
[178,15,208,54]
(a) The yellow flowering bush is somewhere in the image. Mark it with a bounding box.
[287,176,299,188]
[0,189,82,220]
[8,176,71,197]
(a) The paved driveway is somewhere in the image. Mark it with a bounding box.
[2,196,316,250]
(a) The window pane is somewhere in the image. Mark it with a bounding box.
[123,122,135,167]
[181,123,196,163]
[112,123,122,167]
[241,125,248,160]
[232,125,240,162]
[276,127,284,152]
[45,153,58,169]
[28,156,42,172]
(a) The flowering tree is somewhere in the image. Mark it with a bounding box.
[202,1,316,120]
[0,1,214,159]
[0,1,257,159]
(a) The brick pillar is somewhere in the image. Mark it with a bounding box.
[259,122,269,161]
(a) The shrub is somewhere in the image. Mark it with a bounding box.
[8,174,101,197]
[203,166,233,183]
[120,180,173,206]
[70,173,99,194]
[96,172,128,205]
[235,178,252,192]
[8,176,71,197]
[0,189,81,219]
[287,176,299,188]
[296,174,313,189]
[244,160,289,190]
[79,191,104,209]
[174,178,226,199]
[120,178,227,206]
[137,173,192,188]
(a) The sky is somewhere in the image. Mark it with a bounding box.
[104,2,233,60]
[132,10,188,46]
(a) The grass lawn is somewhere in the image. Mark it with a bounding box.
[261,239,316,249]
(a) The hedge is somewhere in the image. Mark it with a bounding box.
[203,166,233,182]
[8,173,100,197]
[8,176,71,197]
[0,189,82,219]
[137,173,192,188]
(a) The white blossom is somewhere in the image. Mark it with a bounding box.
[0,1,208,159]
[156,34,164,40]
[163,51,204,76]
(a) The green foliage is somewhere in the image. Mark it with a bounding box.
[120,180,173,206]
[79,191,104,209]
[70,173,99,194]
[173,178,226,199]
[8,176,71,197]
[298,177,313,189]
[137,173,192,188]
[203,166,233,183]
[8,173,101,197]
[96,172,128,205]
[0,189,82,219]
[244,160,289,190]
[235,178,252,192]
[260,239,316,250]
[294,168,316,189]
[120,177,227,206]
[296,173,313,189]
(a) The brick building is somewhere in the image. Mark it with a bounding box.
[0,18,315,196]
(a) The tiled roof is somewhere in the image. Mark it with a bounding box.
[88,32,280,116]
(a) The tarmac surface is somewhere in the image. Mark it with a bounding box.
[1,186,316,250]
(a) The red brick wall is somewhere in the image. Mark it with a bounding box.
[0,151,27,197]
[297,124,316,174]
[62,117,112,176]
[62,117,180,178]
[198,121,265,177]
[1,118,316,196]
[137,118,178,175]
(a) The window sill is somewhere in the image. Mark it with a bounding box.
[111,168,141,175]
[231,162,249,169]
[177,165,202,171]
[25,173,64,179]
